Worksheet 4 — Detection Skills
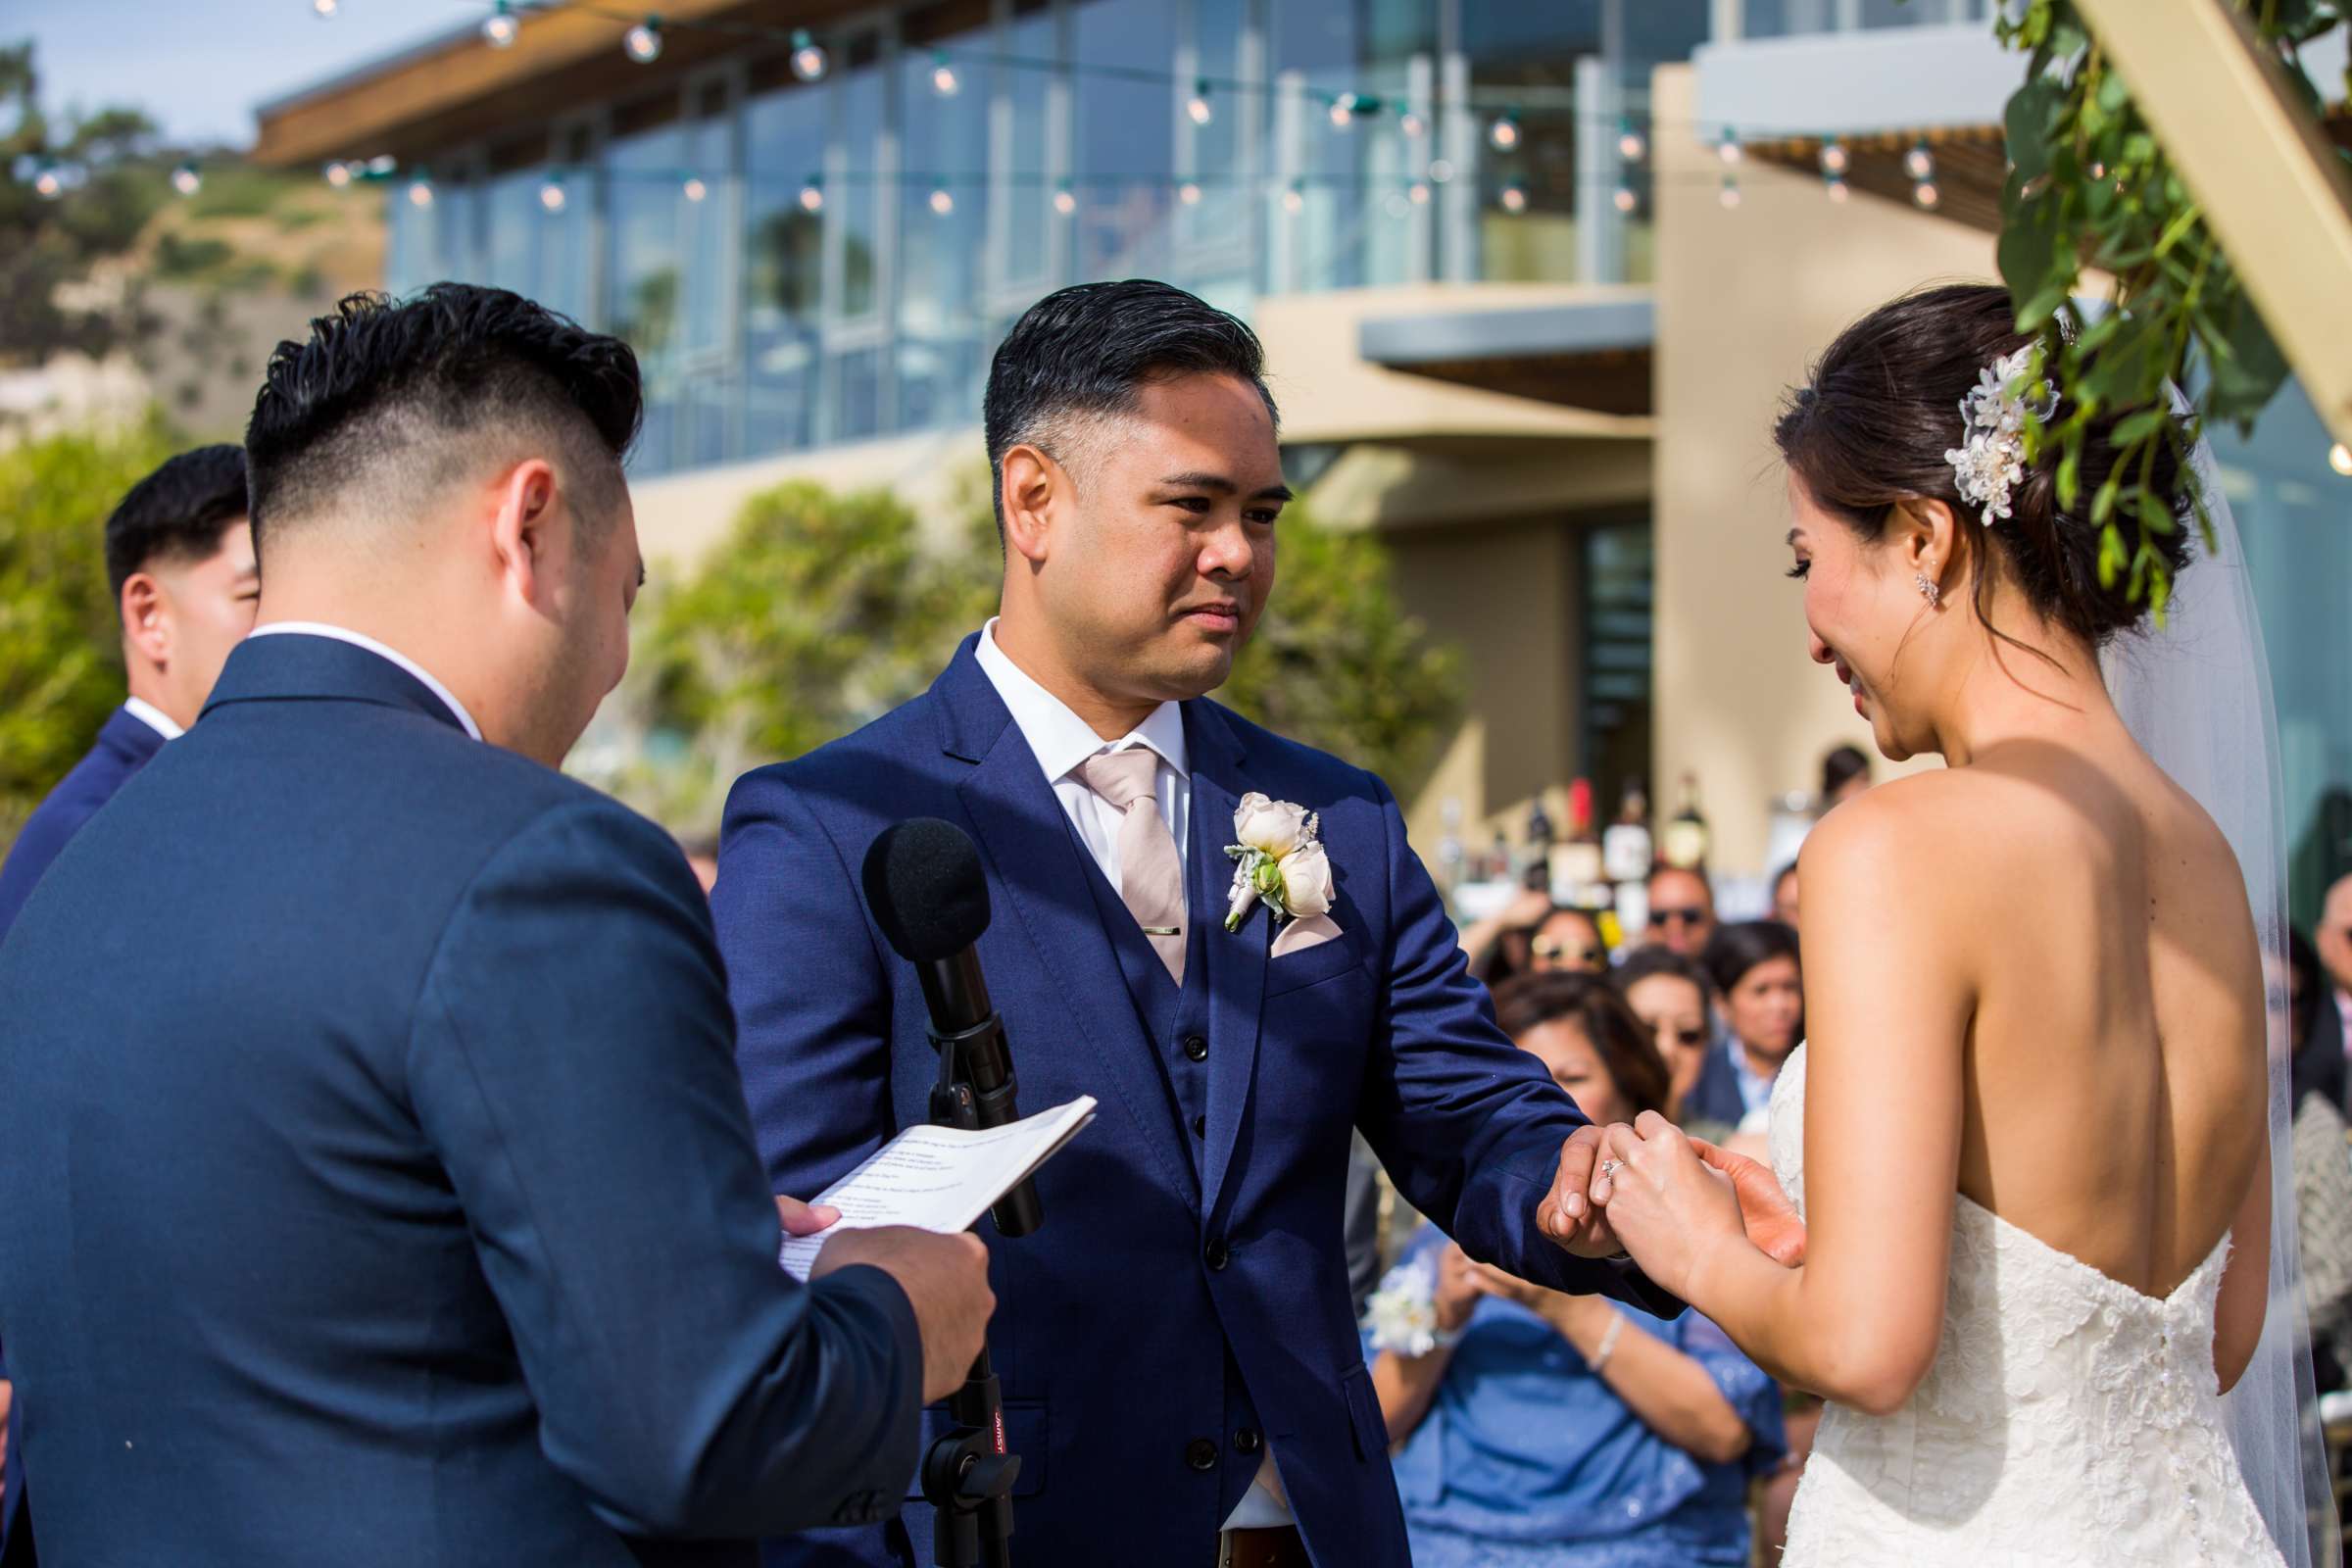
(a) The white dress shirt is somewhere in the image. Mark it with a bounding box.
[974,621,1293,1532]
[121,696,184,742]
[974,620,1189,914]
[248,621,483,742]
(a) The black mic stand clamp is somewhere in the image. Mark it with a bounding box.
[919,1009,1035,1568]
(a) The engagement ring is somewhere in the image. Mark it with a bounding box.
[1598,1158,1624,1177]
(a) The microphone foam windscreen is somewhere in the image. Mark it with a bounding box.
[861,817,992,962]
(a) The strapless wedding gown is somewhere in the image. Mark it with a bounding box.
[1767,1044,2287,1566]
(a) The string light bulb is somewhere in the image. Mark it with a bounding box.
[1913,178,1940,209]
[623,18,663,64]
[321,161,353,188]
[1328,93,1359,130]
[682,176,707,202]
[1186,81,1212,126]
[928,184,955,215]
[482,0,518,48]
[1407,179,1430,205]
[313,0,337,16]
[1718,174,1741,210]
[172,162,202,197]
[1427,158,1455,183]
[367,155,397,175]
[33,165,64,199]
[1384,193,1409,219]
[798,177,824,213]
[1399,111,1426,139]
[1820,137,1848,175]
[930,52,958,96]
[1053,182,1076,216]
[408,175,435,208]
[1616,116,1645,163]
[1612,180,1637,214]
[1281,180,1304,215]
[540,177,567,212]
[1905,138,1935,180]
[2330,442,2352,477]
[1489,113,1520,152]
[1499,181,1528,214]
[1826,173,1849,203]
[1717,129,1742,166]
[790,30,828,81]
[1179,180,1201,206]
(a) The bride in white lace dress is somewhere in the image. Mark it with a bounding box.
[1588,285,2317,1566]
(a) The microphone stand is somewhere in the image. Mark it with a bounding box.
[916,951,1038,1568]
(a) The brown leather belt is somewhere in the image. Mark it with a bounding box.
[1217,1526,1311,1568]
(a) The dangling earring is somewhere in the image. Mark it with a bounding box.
[1915,571,1941,609]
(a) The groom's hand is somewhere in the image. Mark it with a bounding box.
[1537,1125,1626,1258]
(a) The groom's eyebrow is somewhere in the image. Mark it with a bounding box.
[1158,470,1294,503]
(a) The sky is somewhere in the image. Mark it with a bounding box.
[10,0,467,150]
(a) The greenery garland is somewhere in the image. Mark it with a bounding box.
[1994,0,2348,619]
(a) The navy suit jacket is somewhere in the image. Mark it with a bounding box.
[0,633,925,1567]
[0,704,166,942]
[0,702,166,1558]
[713,637,1672,1568]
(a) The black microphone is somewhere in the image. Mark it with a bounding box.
[861,818,1042,1239]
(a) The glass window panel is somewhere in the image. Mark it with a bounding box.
[899,24,991,430]
[679,114,730,359]
[1466,4,1600,283]
[483,170,541,295]
[434,179,480,280]
[838,53,885,321]
[744,82,826,456]
[608,121,688,474]
[832,347,884,441]
[1072,0,1177,281]
[1182,0,1249,251]
[1001,6,1057,290]
[1861,0,1919,25]
[385,187,434,296]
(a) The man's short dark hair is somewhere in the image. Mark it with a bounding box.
[104,445,249,598]
[244,284,642,554]
[981,279,1279,537]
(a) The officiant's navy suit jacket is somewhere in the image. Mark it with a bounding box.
[715,636,1672,1568]
[0,632,925,1568]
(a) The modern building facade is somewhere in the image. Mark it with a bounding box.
[253,0,2347,913]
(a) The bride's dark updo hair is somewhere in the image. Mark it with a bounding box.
[1773,283,2194,648]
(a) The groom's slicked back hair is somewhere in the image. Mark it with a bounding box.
[244,283,642,559]
[982,278,1279,538]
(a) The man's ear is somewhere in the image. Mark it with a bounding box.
[487,459,561,607]
[1000,444,1065,567]
[121,572,171,669]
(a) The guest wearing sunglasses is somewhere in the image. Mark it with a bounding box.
[1529,906,1609,975]
[1679,921,1803,1133]
[1611,949,1733,1145]
[1641,865,1716,957]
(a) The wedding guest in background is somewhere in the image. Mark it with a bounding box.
[1367,973,1785,1568]
[1529,906,1609,976]
[2318,873,2352,1068]
[0,442,257,1568]
[1818,743,1872,813]
[1771,860,1801,929]
[1612,949,1731,1144]
[1459,885,1557,987]
[0,444,257,941]
[1642,864,1716,958]
[1681,922,1803,1132]
[2288,925,2347,1116]
[2287,927,2352,1392]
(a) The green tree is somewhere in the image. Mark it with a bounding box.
[598,472,1463,831]
[0,421,173,842]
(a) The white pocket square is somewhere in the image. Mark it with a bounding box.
[1270,912,1343,958]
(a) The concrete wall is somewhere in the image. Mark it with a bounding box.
[1649,62,1997,876]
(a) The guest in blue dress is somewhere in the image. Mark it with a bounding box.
[1365,973,1786,1568]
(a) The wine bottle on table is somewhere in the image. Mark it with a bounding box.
[1660,770,1709,871]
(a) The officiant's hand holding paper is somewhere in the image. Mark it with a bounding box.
[810,1227,996,1403]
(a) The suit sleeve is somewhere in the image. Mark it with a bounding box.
[406,798,925,1540]
[1353,776,1680,1315]
[712,766,899,1198]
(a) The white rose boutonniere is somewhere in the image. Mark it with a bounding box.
[1224,792,1332,933]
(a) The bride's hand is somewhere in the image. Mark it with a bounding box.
[1686,1136,1806,1267]
[1589,1113,1748,1300]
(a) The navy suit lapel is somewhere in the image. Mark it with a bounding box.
[1185,704,1268,1218]
[936,646,1197,1202]
[97,707,168,773]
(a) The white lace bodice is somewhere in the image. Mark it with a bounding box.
[1766,1044,2286,1566]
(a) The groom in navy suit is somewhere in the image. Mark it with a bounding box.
[715,281,1677,1568]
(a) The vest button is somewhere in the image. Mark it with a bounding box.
[1205,1239,1231,1271]
[1191,1114,1206,1139]
[1234,1427,1262,1455]
[1186,1437,1219,1472]
[1182,1034,1209,1062]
